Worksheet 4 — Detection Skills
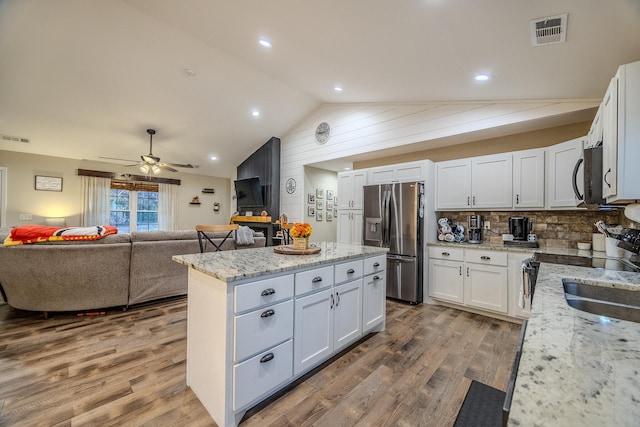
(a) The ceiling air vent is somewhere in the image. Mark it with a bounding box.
[530,13,568,46]
[1,133,30,143]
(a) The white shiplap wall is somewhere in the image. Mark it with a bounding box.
[280,100,599,222]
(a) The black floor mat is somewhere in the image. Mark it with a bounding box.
[453,380,506,427]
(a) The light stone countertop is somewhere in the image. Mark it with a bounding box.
[173,242,388,283]
[508,263,640,426]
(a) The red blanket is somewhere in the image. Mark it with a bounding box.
[4,225,118,246]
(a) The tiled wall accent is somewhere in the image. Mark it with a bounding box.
[436,209,628,249]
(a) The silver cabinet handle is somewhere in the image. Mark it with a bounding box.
[330,294,334,309]
[312,277,323,283]
[467,267,470,277]
[516,194,520,204]
[472,196,476,205]
[604,168,612,188]
[373,262,380,267]
[347,268,355,274]
[442,252,450,256]
[459,266,462,275]
[467,196,470,206]
[336,291,340,307]
[480,256,491,260]
[261,288,275,296]
[373,275,381,280]
[260,309,275,318]
[260,353,274,363]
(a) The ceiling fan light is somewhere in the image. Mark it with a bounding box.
[140,164,150,174]
[152,165,161,175]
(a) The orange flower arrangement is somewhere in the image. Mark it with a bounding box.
[290,222,312,238]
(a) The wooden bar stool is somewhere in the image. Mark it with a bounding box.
[281,223,293,245]
[196,224,239,253]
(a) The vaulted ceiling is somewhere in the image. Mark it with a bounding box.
[0,0,639,177]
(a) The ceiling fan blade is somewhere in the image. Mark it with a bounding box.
[157,164,178,172]
[99,156,140,163]
[141,154,160,164]
[162,162,194,168]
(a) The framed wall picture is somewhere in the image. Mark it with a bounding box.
[308,206,315,216]
[326,189,334,200]
[308,193,315,204]
[35,175,63,192]
[326,211,333,221]
[316,211,323,221]
[316,199,323,209]
[316,188,324,199]
[326,200,333,210]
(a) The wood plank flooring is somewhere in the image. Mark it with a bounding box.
[0,298,521,426]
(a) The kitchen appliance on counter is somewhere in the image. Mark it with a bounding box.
[505,216,539,248]
[363,182,424,304]
[467,215,483,243]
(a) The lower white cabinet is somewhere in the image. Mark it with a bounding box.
[428,247,508,315]
[294,288,334,374]
[333,279,363,352]
[362,256,386,334]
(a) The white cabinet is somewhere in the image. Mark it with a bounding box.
[293,287,334,374]
[586,104,603,148]
[436,154,512,210]
[507,252,534,319]
[337,170,366,209]
[546,137,583,208]
[513,149,545,209]
[428,247,508,315]
[337,210,363,244]
[333,279,363,352]
[601,60,640,203]
[471,154,513,209]
[367,160,426,185]
[362,255,386,333]
[436,159,472,209]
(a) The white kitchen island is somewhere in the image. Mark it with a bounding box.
[173,242,388,427]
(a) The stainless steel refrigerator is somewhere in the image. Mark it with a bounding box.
[363,182,424,304]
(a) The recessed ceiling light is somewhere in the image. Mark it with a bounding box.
[185,68,196,77]
[252,110,260,117]
[258,38,272,48]
[334,86,343,92]
[210,156,217,161]
[344,167,351,171]
[474,73,492,82]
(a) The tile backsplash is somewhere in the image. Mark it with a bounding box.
[436,209,629,249]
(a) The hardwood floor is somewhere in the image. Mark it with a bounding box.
[0,298,521,426]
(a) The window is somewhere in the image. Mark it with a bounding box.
[109,181,158,233]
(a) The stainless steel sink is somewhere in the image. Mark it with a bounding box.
[563,280,640,323]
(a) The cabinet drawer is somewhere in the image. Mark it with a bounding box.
[234,299,294,362]
[234,274,294,313]
[428,246,464,261]
[465,249,507,266]
[233,339,293,411]
[364,255,386,276]
[295,265,334,296]
[335,260,363,284]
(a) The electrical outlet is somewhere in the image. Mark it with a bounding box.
[19,213,32,220]
[483,221,491,230]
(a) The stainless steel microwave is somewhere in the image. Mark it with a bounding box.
[572,145,605,205]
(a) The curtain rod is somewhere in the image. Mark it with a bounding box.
[77,168,181,185]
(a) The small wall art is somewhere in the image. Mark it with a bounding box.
[308,193,315,204]
[326,211,333,221]
[316,199,323,209]
[326,200,333,210]
[326,189,334,200]
[35,175,63,192]
[308,206,315,216]
[316,188,324,199]
[316,211,323,221]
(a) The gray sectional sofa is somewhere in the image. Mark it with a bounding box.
[0,229,265,316]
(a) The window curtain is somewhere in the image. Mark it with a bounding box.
[80,176,111,226]
[158,183,179,230]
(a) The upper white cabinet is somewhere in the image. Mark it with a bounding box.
[546,137,583,208]
[601,60,640,203]
[337,170,366,210]
[513,149,545,209]
[586,104,603,149]
[436,153,512,210]
[367,160,426,185]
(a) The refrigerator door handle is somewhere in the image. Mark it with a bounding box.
[387,255,416,263]
[383,190,391,246]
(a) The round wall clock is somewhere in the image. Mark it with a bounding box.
[315,122,331,144]
[286,178,296,194]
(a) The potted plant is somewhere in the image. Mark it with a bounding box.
[290,222,312,250]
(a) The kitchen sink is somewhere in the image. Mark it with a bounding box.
[563,280,640,323]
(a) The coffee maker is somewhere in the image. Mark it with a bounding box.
[509,217,532,241]
[467,215,483,243]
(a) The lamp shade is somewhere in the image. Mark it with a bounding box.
[45,217,66,227]
[140,164,150,174]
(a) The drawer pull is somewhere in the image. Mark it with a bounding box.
[312,277,323,283]
[260,353,274,363]
[373,262,380,267]
[442,252,450,256]
[373,275,381,280]
[261,288,276,297]
[260,309,275,318]
[347,268,355,274]
[480,256,491,260]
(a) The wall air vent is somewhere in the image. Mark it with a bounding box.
[1,133,30,143]
[530,13,568,46]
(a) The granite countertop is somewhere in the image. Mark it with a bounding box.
[508,263,640,426]
[173,242,388,283]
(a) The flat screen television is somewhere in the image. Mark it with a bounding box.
[234,177,264,208]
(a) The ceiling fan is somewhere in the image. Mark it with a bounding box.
[100,129,194,174]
